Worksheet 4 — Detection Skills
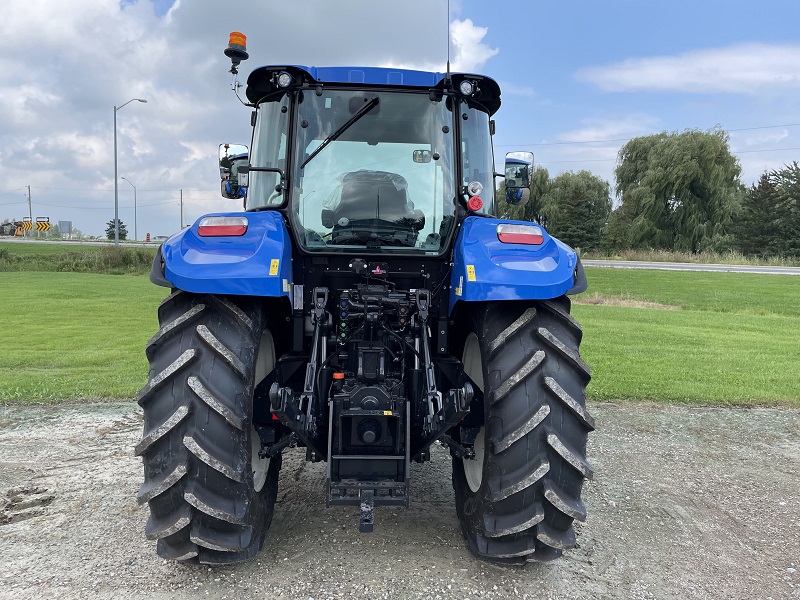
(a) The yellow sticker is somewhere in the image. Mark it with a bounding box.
[466,264,477,281]
[282,279,290,293]
[383,411,393,416]
[269,259,279,276]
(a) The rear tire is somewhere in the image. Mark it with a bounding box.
[135,291,280,564]
[452,298,595,563]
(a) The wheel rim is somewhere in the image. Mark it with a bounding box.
[462,333,485,493]
[252,331,275,493]
[251,425,269,492]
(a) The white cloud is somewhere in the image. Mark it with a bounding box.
[730,129,790,149]
[377,17,499,74]
[558,114,663,144]
[450,19,499,72]
[0,0,504,235]
[577,43,800,95]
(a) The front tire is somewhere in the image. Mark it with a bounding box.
[135,291,280,564]
[452,298,595,563]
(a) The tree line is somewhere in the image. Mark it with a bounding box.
[498,128,800,258]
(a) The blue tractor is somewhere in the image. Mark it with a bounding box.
[135,32,594,565]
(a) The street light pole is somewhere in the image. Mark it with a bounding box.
[114,98,147,245]
[121,177,137,241]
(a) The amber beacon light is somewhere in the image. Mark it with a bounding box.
[225,31,249,72]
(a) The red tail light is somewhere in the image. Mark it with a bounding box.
[496,223,544,245]
[198,216,248,237]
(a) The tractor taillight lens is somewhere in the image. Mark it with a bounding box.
[198,216,248,237]
[496,223,544,245]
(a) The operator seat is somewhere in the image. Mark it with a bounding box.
[322,170,425,246]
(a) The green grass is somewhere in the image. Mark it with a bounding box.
[580,267,800,316]
[0,241,155,274]
[0,273,165,401]
[1,265,798,406]
[574,268,800,405]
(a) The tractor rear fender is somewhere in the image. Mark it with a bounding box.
[448,216,586,314]
[149,210,293,298]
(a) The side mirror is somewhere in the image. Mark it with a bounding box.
[504,151,533,206]
[220,143,249,199]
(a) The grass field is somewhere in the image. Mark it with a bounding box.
[0,272,165,400]
[0,260,797,405]
[0,241,155,274]
[573,268,799,404]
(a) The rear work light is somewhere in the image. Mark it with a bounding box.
[198,216,248,237]
[496,223,544,245]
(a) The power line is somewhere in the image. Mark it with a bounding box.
[735,146,800,154]
[499,123,800,148]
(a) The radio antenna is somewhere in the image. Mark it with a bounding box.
[446,0,451,76]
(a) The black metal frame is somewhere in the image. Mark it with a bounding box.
[264,269,479,531]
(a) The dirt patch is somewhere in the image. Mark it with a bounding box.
[0,401,798,599]
[0,485,54,524]
[574,292,682,310]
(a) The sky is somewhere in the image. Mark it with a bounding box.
[1,0,799,238]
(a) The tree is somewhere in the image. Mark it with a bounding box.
[770,162,800,257]
[539,170,611,252]
[497,166,550,223]
[601,201,636,253]
[732,163,800,258]
[105,218,128,241]
[614,128,742,252]
[732,174,782,257]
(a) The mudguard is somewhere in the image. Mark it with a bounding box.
[448,216,585,314]
[150,210,293,298]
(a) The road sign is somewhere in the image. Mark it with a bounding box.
[22,218,32,231]
[36,217,50,232]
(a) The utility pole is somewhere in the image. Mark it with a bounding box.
[180,189,184,230]
[27,185,32,238]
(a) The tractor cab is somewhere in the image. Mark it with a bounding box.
[237,65,501,256]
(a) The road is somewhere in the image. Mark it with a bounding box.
[1,401,798,599]
[582,259,800,276]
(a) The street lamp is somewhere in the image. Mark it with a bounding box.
[121,176,137,241]
[114,98,147,245]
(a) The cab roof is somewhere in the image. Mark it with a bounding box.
[246,65,501,115]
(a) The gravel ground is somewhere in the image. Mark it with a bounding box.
[0,401,798,600]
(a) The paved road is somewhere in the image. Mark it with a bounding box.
[582,259,800,276]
